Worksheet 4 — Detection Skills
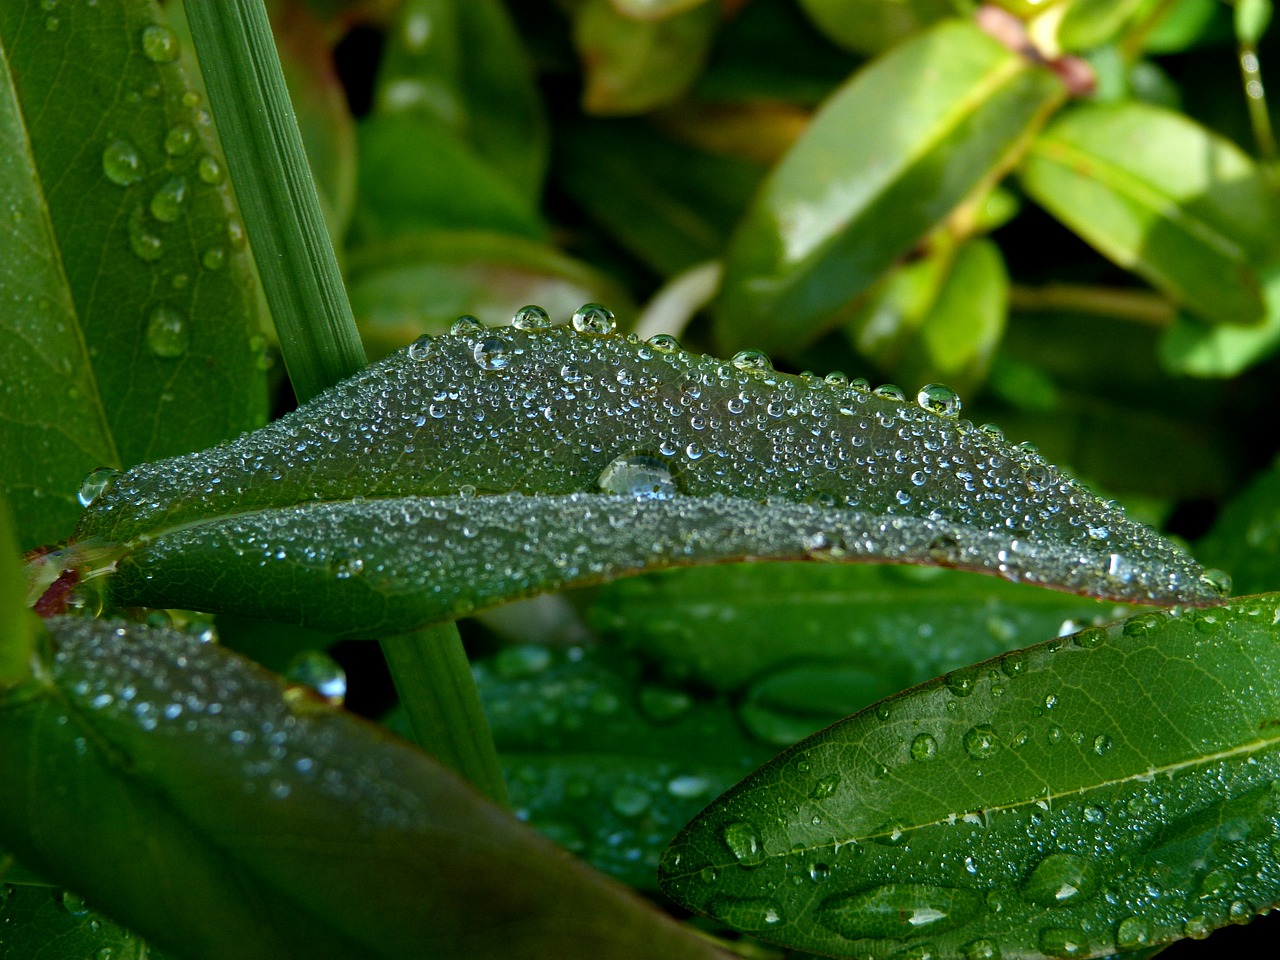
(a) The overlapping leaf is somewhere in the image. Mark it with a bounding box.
[661,597,1280,958]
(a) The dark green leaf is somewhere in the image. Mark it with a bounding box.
[374,0,548,202]
[714,20,1063,355]
[591,563,1130,694]
[574,0,719,115]
[0,883,165,960]
[1196,456,1280,596]
[0,0,267,473]
[0,616,727,960]
[1019,101,1279,327]
[661,597,1280,957]
[796,0,956,55]
[1159,267,1280,377]
[1139,0,1228,53]
[73,323,1219,630]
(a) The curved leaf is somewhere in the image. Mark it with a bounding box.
[1019,101,1280,327]
[74,323,1217,618]
[797,0,956,55]
[0,616,727,960]
[714,20,1063,355]
[660,596,1280,958]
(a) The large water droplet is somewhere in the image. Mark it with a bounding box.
[149,176,187,223]
[731,349,773,372]
[283,650,346,704]
[598,454,678,501]
[1023,853,1098,908]
[197,154,224,185]
[910,733,938,761]
[102,140,143,186]
[78,467,121,507]
[473,336,513,371]
[647,333,681,353]
[407,334,433,362]
[60,890,89,916]
[1038,927,1088,957]
[709,896,785,931]
[201,246,225,270]
[512,304,551,330]
[1200,568,1232,596]
[164,123,196,156]
[449,314,484,336]
[960,938,1000,960]
[963,724,999,759]
[917,383,961,418]
[146,305,189,358]
[571,303,616,335]
[818,884,981,940]
[722,821,765,866]
[140,24,179,62]
[1115,915,1151,949]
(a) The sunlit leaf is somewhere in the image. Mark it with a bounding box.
[661,597,1280,958]
[796,0,955,54]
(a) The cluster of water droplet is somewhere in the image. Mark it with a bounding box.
[81,306,1219,607]
[660,597,1280,958]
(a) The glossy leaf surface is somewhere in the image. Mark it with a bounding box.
[714,20,1062,354]
[76,324,1217,621]
[1020,102,1279,326]
[661,597,1280,958]
[0,617,726,960]
[0,0,266,471]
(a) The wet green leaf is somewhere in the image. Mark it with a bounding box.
[796,0,956,54]
[1020,101,1279,327]
[591,563,1130,694]
[347,231,633,360]
[0,0,266,476]
[74,323,1217,632]
[575,0,719,115]
[0,883,163,960]
[714,20,1063,355]
[1197,457,1280,596]
[661,596,1280,958]
[374,0,548,202]
[0,616,726,960]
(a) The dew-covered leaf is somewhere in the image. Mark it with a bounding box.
[74,322,1218,627]
[0,0,267,472]
[591,563,1131,694]
[796,0,956,54]
[0,883,164,960]
[714,20,1063,355]
[1019,101,1280,327]
[0,616,728,960]
[660,596,1280,958]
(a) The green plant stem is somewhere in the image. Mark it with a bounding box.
[381,624,509,808]
[1239,42,1280,186]
[0,495,32,687]
[184,0,366,402]
[1009,283,1175,326]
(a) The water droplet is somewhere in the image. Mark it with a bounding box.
[146,305,189,358]
[709,896,785,931]
[494,646,551,679]
[810,774,840,799]
[197,154,224,184]
[945,668,977,697]
[611,784,651,817]
[284,650,346,704]
[512,304,550,330]
[731,349,773,372]
[667,774,709,798]
[809,862,831,881]
[407,334,434,362]
[1115,915,1151,949]
[1229,899,1253,924]
[201,246,225,270]
[963,725,999,759]
[1123,613,1160,638]
[647,333,681,352]
[1200,568,1232,596]
[873,383,905,401]
[181,90,201,108]
[1000,653,1026,678]
[960,939,1000,960]
[449,314,484,336]
[1073,626,1104,648]
[102,140,143,186]
[917,383,961,417]
[328,548,364,579]
[598,454,678,501]
[164,123,196,156]
[1082,804,1105,823]
[571,303,616,335]
[60,890,89,916]
[1038,926,1088,957]
[818,884,981,940]
[148,176,187,223]
[1183,915,1212,939]
[140,24,179,62]
[1023,463,1052,493]
[128,210,163,262]
[1093,734,1113,756]
[911,733,938,761]
[722,821,765,866]
[1023,853,1098,907]
[78,467,121,507]
[473,336,513,371]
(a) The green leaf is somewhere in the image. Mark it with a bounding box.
[0,1,266,542]
[0,883,168,960]
[1019,101,1279,327]
[0,616,726,960]
[0,40,118,550]
[1196,456,1280,596]
[1139,0,1228,53]
[1057,0,1146,52]
[0,494,34,687]
[556,120,766,277]
[660,596,1280,957]
[590,563,1131,694]
[77,323,1219,633]
[347,230,633,360]
[352,113,546,242]
[714,20,1064,355]
[374,0,549,203]
[574,0,719,116]
[1236,0,1274,45]
[471,643,773,891]
[1159,266,1280,377]
[796,0,957,55]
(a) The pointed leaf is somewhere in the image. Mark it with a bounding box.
[714,20,1063,355]
[0,616,727,960]
[0,0,267,471]
[661,596,1280,958]
[1019,101,1280,327]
